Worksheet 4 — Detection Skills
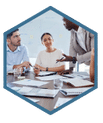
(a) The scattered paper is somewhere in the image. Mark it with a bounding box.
[60,87,92,96]
[60,78,94,87]
[13,79,49,87]
[11,86,22,91]
[27,98,39,103]
[63,73,89,79]
[36,75,65,80]
[54,97,72,109]
[17,86,59,98]
[17,86,33,93]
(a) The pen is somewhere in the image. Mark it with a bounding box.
[29,64,38,70]
[56,57,64,63]
[29,64,42,72]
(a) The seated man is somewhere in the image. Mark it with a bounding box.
[7,29,31,73]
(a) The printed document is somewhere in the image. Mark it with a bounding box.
[60,78,94,87]
[16,86,59,98]
[36,75,65,80]
[13,79,49,87]
[63,72,89,79]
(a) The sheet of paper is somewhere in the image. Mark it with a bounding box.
[28,88,59,97]
[60,78,94,87]
[13,79,49,86]
[63,73,89,79]
[11,86,22,91]
[27,98,39,103]
[60,87,92,96]
[17,86,33,93]
[72,73,89,79]
[54,97,72,109]
[36,75,65,80]
[17,86,59,98]
[11,87,40,102]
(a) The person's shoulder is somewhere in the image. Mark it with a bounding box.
[55,49,63,54]
[19,44,28,50]
[38,50,46,55]
[19,44,25,48]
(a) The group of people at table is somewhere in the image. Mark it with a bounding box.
[7,18,94,83]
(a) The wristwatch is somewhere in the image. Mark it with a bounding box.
[46,67,48,71]
[72,57,76,64]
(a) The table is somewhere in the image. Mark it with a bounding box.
[6,71,92,111]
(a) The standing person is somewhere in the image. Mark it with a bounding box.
[57,18,94,74]
[7,29,31,73]
[34,33,65,75]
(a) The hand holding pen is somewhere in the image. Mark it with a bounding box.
[29,64,39,70]
[29,64,41,75]
[56,55,66,63]
[56,54,73,62]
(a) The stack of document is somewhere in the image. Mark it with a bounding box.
[14,86,59,98]
[60,78,94,87]
[60,87,92,96]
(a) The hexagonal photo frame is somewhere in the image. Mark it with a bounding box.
[3,6,98,115]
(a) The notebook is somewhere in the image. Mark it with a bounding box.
[60,78,94,87]
[60,87,92,96]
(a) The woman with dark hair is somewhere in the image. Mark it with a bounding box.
[34,33,65,75]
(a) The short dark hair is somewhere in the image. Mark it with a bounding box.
[7,29,19,39]
[41,33,53,41]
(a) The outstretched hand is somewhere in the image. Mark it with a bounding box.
[56,54,73,62]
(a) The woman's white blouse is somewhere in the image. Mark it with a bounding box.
[35,49,65,68]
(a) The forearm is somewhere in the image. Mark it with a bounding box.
[90,55,94,83]
[13,64,21,69]
[48,65,65,72]
[35,64,65,72]
[77,51,91,64]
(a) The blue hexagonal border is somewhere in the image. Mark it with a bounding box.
[3,6,98,115]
